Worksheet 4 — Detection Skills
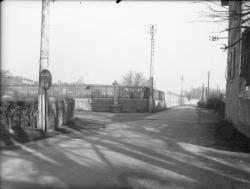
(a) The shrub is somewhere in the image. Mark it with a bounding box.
[197,100,206,108]
[197,96,225,117]
[0,97,75,144]
[0,98,38,130]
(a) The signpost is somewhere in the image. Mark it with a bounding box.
[39,69,52,132]
[40,69,52,90]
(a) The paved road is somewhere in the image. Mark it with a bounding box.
[1,106,250,189]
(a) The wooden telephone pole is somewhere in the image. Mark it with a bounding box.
[201,83,204,101]
[38,0,50,131]
[148,24,156,113]
[180,76,184,105]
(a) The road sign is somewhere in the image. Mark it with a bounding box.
[40,69,52,90]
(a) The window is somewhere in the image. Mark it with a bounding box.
[240,29,250,90]
[227,51,232,82]
[227,47,237,83]
[227,48,237,82]
[232,47,236,79]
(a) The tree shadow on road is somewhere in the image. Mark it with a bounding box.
[2,106,250,189]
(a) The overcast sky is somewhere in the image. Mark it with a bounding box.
[1,0,227,94]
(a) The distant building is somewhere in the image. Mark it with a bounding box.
[222,0,250,137]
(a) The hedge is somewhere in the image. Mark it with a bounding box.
[0,97,75,144]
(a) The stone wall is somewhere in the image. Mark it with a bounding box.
[119,99,149,112]
[74,98,149,112]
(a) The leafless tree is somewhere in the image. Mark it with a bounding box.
[120,71,148,87]
[196,1,250,49]
[75,76,85,84]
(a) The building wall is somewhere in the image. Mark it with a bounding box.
[225,0,250,137]
[238,99,250,135]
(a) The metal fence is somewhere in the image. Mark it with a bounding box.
[2,84,191,109]
[1,84,38,98]
[1,84,159,100]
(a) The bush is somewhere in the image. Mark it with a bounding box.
[0,98,38,131]
[0,97,75,144]
[197,100,206,108]
[197,96,225,117]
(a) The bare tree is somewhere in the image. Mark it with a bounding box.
[197,1,250,49]
[121,71,148,87]
[75,76,85,84]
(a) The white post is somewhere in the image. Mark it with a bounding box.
[38,0,50,131]
[113,81,119,105]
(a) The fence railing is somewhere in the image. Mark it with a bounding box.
[1,84,38,98]
[2,83,192,110]
[1,84,164,100]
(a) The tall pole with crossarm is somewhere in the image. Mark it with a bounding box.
[148,24,156,113]
[38,0,50,131]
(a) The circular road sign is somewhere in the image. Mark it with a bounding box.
[40,69,52,90]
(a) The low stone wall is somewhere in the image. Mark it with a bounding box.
[119,99,148,112]
[91,98,113,112]
[74,98,92,111]
[74,98,150,112]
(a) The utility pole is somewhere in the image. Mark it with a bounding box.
[148,24,156,113]
[201,83,204,101]
[38,0,50,131]
[217,84,219,96]
[181,76,183,105]
[207,71,210,99]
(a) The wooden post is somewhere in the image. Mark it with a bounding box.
[207,71,210,99]
[111,81,121,112]
[113,81,119,105]
[217,84,219,96]
[38,0,50,131]
[149,77,154,112]
[201,83,204,101]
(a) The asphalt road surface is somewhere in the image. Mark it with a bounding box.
[1,106,250,189]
